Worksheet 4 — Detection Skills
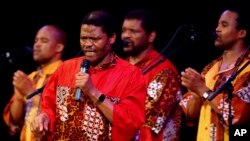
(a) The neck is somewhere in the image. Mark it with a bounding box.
[40,55,62,67]
[220,43,247,71]
[128,45,154,65]
[93,52,114,69]
[222,43,246,63]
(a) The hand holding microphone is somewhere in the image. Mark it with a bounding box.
[75,59,90,101]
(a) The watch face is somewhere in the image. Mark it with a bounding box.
[203,92,210,99]
[99,94,105,102]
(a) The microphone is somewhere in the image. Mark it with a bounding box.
[122,40,129,47]
[75,59,91,101]
[26,86,45,99]
[0,46,33,58]
[0,47,33,64]
[189,25,216,42]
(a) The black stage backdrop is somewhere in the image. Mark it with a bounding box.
[0,0,246,140]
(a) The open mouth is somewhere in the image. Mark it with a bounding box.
[84,51,96,56]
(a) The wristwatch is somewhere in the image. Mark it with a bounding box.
[94,94,106,105]
[202,90,212,100]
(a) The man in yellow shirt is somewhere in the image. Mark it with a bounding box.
[180,6,250,141]
[3,24,66,141]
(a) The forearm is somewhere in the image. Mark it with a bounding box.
[10,96,25,124]
[88,90,113,123]
[186,94,203,121]
[96,99,113,123]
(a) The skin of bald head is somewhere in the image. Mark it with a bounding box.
[33,25,66,65]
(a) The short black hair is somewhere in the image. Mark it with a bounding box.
[224,2,250,45]
[124,9,156,34]
[81,10,117,37]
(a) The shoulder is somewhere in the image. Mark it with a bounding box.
[162,59,178,72]
[55,57,84,72]
[62,56,83,65]
[116,57,141,72]
[60,57,84,67]
[150,50,179,73]
[201,55,222,75]
[113,57,144,79]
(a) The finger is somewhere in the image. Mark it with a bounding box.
[76,72,85,76]
[181,71,186,76]
[16,70,26,76]
[30,121,34,132]
[39,117,44,131]
[181,72,190,81]
[43,118,49,131]
[188,68,200,75]
[15,71,22,78]
[31,119,40,133]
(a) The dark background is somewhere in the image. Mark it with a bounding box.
[0,0,246,140]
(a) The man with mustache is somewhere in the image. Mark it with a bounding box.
[180,5,250,141]
[121,9,182,141]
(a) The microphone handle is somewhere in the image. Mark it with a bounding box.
[75,67,86,101]
[75,88,82,101]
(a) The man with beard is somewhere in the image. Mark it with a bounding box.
[121,9,182,141]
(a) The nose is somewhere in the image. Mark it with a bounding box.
[33,39,43,49]
[84,39,94,47]
[121,30,131,40]
[33,43,40,49]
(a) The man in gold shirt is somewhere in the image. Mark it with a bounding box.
[3,24,66,141]
[180,5,250,141]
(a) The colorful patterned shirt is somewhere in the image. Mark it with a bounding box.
[3,60,62,141]
[131,50,182,141]
[180,52,250,141]
[40,55,146,141]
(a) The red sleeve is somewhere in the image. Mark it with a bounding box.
[112,68,146,141]
[40,68,58,139]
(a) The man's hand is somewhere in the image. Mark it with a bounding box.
[75,72,95,95]
[181,67,208,95]
[30,113,50,138]
[13,70,35,96]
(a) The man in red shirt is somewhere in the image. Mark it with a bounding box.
[30,10,146,141]
[121,9,182,141]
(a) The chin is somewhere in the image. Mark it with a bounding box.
[123,48,133,54]
[33,56,39,61]
[85,56,96,62]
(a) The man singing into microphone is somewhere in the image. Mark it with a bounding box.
[30,10,146,141]
[3,24,66,141]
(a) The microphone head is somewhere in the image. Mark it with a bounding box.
[81,59,91,72]
[24,46,33,54]
[122,40,129,47]
[189,25,216,42]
